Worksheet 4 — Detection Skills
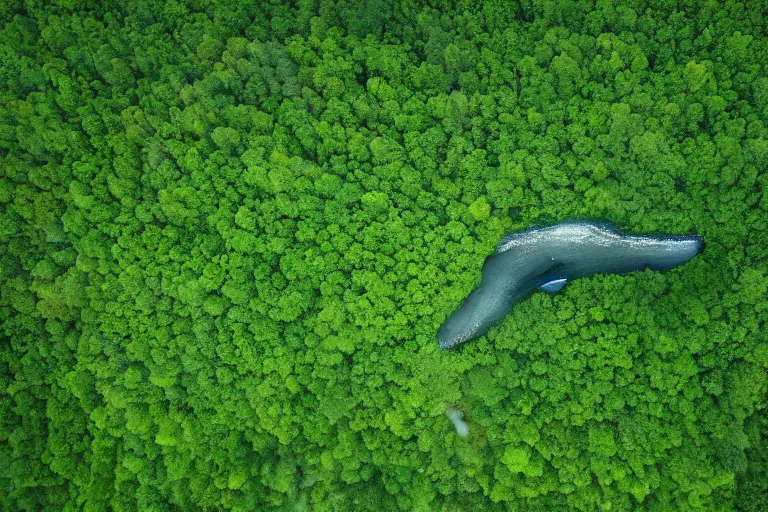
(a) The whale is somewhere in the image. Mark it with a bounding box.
[437,221,704,349]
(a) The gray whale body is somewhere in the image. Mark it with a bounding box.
[438,221,704,349]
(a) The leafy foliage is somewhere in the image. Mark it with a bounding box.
[1,1,767,510]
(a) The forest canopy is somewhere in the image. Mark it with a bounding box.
[1,0,767,510]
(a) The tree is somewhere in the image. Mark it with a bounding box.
[2,2,767,510]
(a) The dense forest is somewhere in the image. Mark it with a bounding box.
[1,0,767,510]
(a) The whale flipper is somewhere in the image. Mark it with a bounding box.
[540,278,567,293]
